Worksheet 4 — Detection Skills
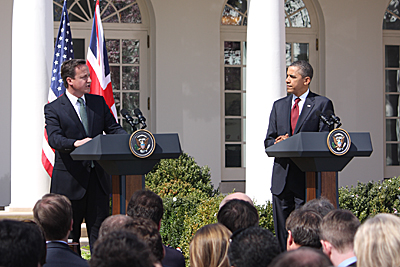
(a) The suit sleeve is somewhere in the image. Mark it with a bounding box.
[44,103,76,153]
[318,99,334,132]
[264,102,278,149]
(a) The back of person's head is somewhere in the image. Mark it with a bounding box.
[123,217,164,263]
[33,193,72,241]
[269,247,332,267]
[354,213,400,267]
[190,223,231,267]
[286,209,322,249]
[228,226,280,267]
[126,189,164,225]
[301,197,335,218]
[0,219,46,267]
[99,214,134,238]
[219,192,253,210]
[290,60,313,80]
[320,209,360,253]
[217,199,259,232]
[90,230,155,267]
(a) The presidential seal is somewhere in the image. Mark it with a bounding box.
[327,128,351,156]
[129,129,156,158]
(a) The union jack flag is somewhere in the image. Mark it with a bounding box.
[87,0,117,120]
[42,0,74,177]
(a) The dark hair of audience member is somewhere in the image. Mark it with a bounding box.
[99,214,134,238]
[33,193,72,241]
[301,197,335,218]
[90,230,155,267]
[286,209,322,249]
[217,199,259,233]
[228,226,280,267]
[123,217,164,263]
[126,189,164,225]
[319,209,360,252]
[190,223,231,267]
[269,247,332,267]
[0,219,46,267]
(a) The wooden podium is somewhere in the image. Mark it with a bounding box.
[265,132,372,207]
[71,133,182,214]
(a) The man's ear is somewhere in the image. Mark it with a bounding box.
[66,76,73,87]
[321,240,332,256]
[70,219,73,231]
[287,230,294,248]
[304,76,311,86]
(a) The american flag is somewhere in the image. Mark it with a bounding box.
[42,0,74,177]
[87,0,118,120]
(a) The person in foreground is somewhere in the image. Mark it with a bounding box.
[33,193,89,267]
[269,247,332,267]
[320,209,360,267]
[264,60,334,250]
[44,59,126,250]
[354,213,400,267]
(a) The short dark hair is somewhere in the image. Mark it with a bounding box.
[90,230,155,267]
[126,189,164,224]
[290,60,313,80]
[301,197,335,218]
[99,214,134,238]
[0,219,46,267]
[217,199,259,233]
[33,193,72,240]
[269,247,332,267]
[320,209,360,253]
[123,217,164,262]
[61,59,87,88]
[228,226,281,267]
[286,209,322,249]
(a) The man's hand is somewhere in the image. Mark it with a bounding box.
[74,137,92,147]
[274,134,289,144]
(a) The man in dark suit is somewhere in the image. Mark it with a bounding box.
[33,193,89,267]
[44,59,126,251]
[264,60,334,251]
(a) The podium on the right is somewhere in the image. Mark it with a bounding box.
[265,132,373,208]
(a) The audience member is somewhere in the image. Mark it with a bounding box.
[217,199,259,233]
[127,189,185,267]
[33,193,89,267]
[301,197,335,217]
[123,217,164,267]
[219,192,254,210]
[354,213,400,267]
[228,226,280,267]
[269,247,332,267]
[320,209,360,267]
[0,219,46,267]
[90,230,155,267]
[189,223,231,267]
[98,214,133,238]
[286,209,322,250]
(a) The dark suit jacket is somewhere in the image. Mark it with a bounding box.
[162,245,185,267]
[264,91,334,195]
[44,242,88,267]
[44,93,126,200]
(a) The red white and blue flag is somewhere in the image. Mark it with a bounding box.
[87,0,118,120]
[42,0,74,177]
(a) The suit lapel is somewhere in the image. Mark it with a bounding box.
[85,94,94,137]
[294,92,315,134]
[60,94,87,136]
[285,95,293,135]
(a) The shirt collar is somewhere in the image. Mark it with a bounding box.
[292,89,309,102]
[65,90,86,105]
[338,256,357,267]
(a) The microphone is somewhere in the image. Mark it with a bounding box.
[121,109,136,130]
[134,108,147,129]
[316,110,331,127]
[327,111,342,128]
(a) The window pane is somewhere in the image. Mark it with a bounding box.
[53,3,62,21]
[120,3,142,23]
[122,92,139,111]
[225,119,241,141]
[285,0,305,16]
[224,41,241,65]
[122,66,139,90]
[227,0,247,14]
[225,67,241,90]
[225,93,241,116]
[387,144,400,166]
[72,39,85,60]
[383,11,400,30]
[290,9,311,28]
[385,45,400,68]
[110,66,120,91]
[225,144,241,167]
[386,95,400,117]
[386,119,400,141]
[122,40,140,64]
[111,0,136,10]
[221,6,243,26]
[243,41,247,65]
[113,92,121,116]
[293,43,309,62]
[386,70,400,92]
[286,43,292,66]
[106,39,120,64]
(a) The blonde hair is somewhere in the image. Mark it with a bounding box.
[354,213,400,267]
[189,223,232,267]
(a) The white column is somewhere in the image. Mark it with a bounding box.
[10,0,53,210]
[245,0,286,204]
